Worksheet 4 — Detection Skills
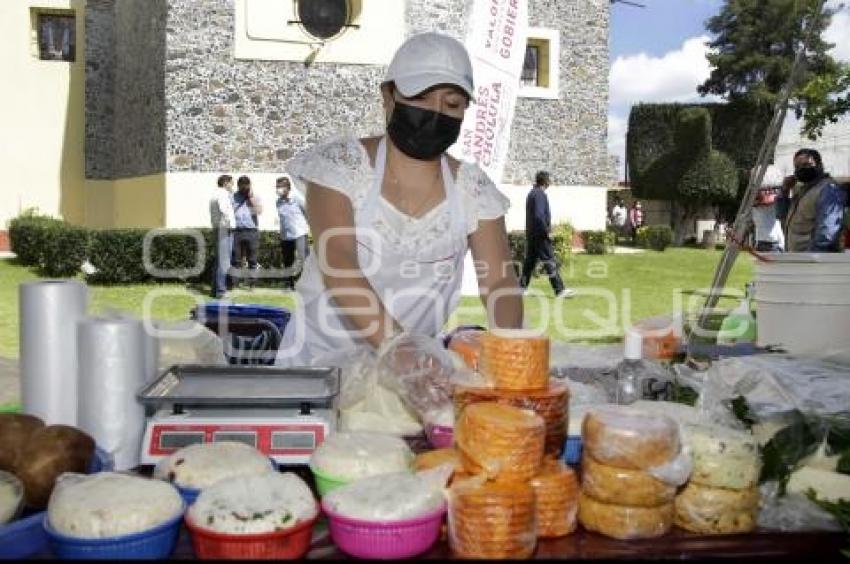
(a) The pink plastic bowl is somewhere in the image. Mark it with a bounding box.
[321,500,447,560]
[425,424,454,449]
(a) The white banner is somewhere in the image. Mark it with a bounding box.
[449,0,529,185]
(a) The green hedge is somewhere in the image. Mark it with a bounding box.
[508,222,575,277]
[583,230,616,255]
[40,223,91,277]
[636,225,674,251]
[8,210,65,268]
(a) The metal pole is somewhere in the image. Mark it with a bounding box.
[686,0,827,348]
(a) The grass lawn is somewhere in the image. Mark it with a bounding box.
[0,248,754,360]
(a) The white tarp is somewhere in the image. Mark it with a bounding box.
[451,0,528,296]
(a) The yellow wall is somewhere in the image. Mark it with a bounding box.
[0,0,86,229]
[85,175,166,229]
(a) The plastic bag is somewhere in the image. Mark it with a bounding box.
[308,432,413,482]
[376,334,456,426]
[47,472,183,538]
[757,481,842,532]
[674,481,759,534]
[154,320,227,370]
[323,471,446,521]
[578,490,673,540]
[530,459,579,538]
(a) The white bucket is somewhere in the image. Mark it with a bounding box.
[754,252,850,354]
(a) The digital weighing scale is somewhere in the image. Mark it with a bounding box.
[137,364,340,466]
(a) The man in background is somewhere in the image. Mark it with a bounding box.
[209,174,235,299]
[275,176,309,291]
[611,198,628,240]
[520,171,574,298]
[783,148,846,252]
[751,165,785,252]
[232,175,263,289]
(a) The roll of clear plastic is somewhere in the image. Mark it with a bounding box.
[76,317,146,471]
[479,329,550,390]
[19,280,88,426]
[577,491,673,540]
[453,381,569,457]
[674,482,759,534]
[455,403,545,483]
[448,477,538,559]
[530,458,579,538]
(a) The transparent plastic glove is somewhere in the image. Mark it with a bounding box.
[376,334,456,426]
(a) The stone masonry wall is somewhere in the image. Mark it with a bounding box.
[85,0,166,178]
[89,0,610,186]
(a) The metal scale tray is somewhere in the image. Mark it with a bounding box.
[137,364,340,409]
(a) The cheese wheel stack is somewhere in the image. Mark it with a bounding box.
[578,406,682,540]
[414,448,462,473]
[448,478,537,559]
[530,458,580,538]
[455,403,545,483]
[448,330,484,371]
[478,330,550,390]
[675,424,761,534]
[453,382,568,457]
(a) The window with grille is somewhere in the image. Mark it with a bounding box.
[36,12,75,62]
[521,45,540,87]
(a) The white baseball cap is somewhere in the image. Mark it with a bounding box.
[384,32,475,100]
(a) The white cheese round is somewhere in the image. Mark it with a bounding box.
[323,472,445,521]
[153,442,273,490]
[309,432,413,481]
[682,423,760,490]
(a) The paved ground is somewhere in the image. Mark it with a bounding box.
[0,357,20,406]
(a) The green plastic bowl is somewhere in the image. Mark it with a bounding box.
[310,466,349,497]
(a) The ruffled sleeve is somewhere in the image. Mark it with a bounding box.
[285,136,372,209]
[457,162,511,234]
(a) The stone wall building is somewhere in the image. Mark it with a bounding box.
[1,0,611,248]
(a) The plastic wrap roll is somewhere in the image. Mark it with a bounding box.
[674,482,759,534]
[143,322,161,382]
[582,405,680,470]
[19,280,88,426]
[581,454,675,507]
[453,381,568,457]
[455,403,545,483]
[77,317,147,471]
[530,458,579,538]
[448,477,537,559]
[479,330,550,390]
[577,491,673,540]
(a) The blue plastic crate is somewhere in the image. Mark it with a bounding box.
[44,506,184,560]
[0,447,113,560]
[192,304,291,332]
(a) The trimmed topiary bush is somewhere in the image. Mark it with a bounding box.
[8,209,66,268]
[583,230,616,255]
[39,223,91,277]
[636,225,674,251]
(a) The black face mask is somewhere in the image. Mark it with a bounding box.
[794,166,819,184]
[386,101,462,161]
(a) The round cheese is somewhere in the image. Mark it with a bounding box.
[48,473,183,538]
[674,482,759,534]
[323,472,445,521]
[449,478,537,559]
[153,441,273,490]
[530,459,579,538]
[479,330,550,391]
[455,403,545,483]
[682,424,760,490]
[414,449,463,473]
[577,491,673,540]
[582,405,680,470]
[581,454,675,507]
[309,432,413,481]
[453,382,568,457]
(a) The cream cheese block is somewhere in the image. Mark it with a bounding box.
[787,466,850,503]
[682,424,760,490]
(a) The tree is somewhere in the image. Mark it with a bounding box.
[634,107,739,244]
[699,0,850,139]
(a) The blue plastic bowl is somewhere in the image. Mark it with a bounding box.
[44,505,185,560]
[562,436,583,466]
[0,447,114,560]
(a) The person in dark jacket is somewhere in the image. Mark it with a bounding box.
[519,171,574,298]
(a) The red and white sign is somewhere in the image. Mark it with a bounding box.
[449,0,529,185]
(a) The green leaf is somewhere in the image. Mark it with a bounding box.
[759,410,823,491]
[730,395,756,430]
[837,451,850,476]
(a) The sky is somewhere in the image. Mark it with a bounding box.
[607,0,850,180]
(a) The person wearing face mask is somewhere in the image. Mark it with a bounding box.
[274,176,309,291]
[783,148,847,252]
[274,32,522,409]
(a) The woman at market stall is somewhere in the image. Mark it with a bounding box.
[274,31,522,372]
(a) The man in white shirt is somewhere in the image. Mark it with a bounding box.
[611,199,627,238]
[752,165,785,253]
[275,176,310,290]
[210,174,236,298]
